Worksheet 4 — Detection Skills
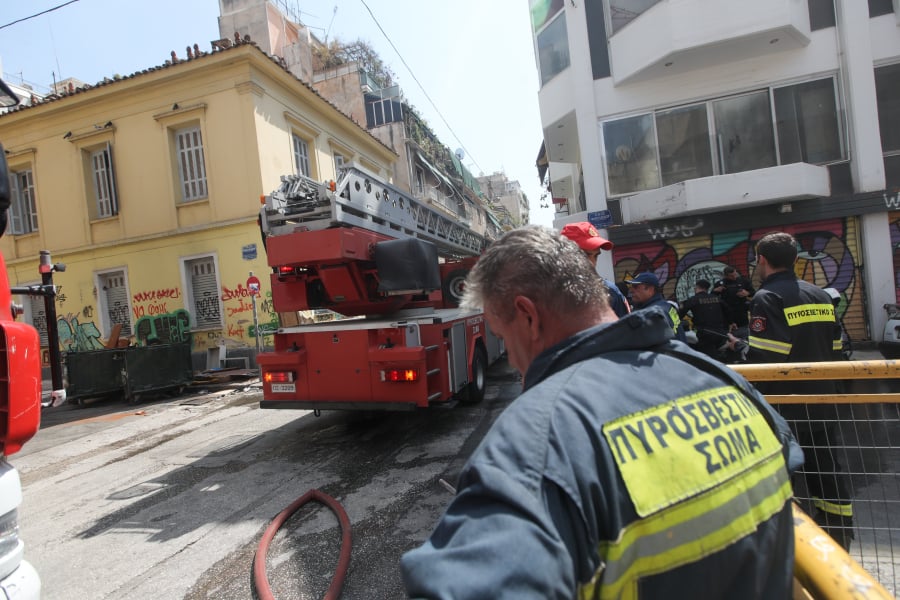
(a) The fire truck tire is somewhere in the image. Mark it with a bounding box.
[460,345,487,404]
[442,269,468,308]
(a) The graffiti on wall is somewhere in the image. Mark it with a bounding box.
[613,218,859,326]
[889,212,900,304]
[134,309,192,345]
[132,287,181,320]
[57,313,105,352]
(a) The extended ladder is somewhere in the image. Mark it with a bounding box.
[260,165,487,258]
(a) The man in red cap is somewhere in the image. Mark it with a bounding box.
[560,222,630,317]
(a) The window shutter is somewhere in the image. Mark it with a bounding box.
[22,171,37,233]
[189,258,221,328]
[176,127,208,201]
[27,295,49,346]
[102,273,132,336]
[292,135,310,177]
[8,173,23,235]
[92,147,114,217]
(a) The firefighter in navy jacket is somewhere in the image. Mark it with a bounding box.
[747,231,853,550]
[627,271,687,343]
[401,227,801,599]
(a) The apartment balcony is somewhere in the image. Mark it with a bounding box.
[618,162,830,224]
[610,0,811,85]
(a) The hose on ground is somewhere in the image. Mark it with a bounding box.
[253,489,352,600]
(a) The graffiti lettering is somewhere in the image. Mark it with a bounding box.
[884,190,900,210]
[82,305,93,318]
[135,309,192,345]
[195,294,221,322]
[57,315,104,352]
[226,298,254,317]
[647,220,705,241]
[133,288,181,303]
[132,301,171,320]
[227,323,245,339]
[221,284,254,302]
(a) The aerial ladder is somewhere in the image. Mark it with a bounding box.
[255,165,503,411]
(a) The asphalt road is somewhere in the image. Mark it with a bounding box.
[14,359,522,600]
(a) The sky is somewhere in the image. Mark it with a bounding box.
[0,0,555,227]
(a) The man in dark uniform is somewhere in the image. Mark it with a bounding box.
[679,279,729,359]
[714,265,755,328]
[747,231,854,549]
[627,272,687,342]
[401,226,801,599]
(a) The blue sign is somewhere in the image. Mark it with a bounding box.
[587,210,613,229]
[242,244,257,260]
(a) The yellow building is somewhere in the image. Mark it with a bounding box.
[0,40,396,368]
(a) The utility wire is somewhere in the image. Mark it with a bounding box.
[358,0,483,174]
[0,0,81,30]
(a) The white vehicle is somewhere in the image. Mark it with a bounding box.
[0,77,41,600]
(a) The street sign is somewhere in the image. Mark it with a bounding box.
[246,275,261,295]
[587,210,613,229]
[242,244,258,260]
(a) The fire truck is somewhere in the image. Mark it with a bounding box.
[255,165,504,411]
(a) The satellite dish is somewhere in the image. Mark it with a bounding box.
[454,148,465,161]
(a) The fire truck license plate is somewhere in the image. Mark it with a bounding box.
[271,383,295,393]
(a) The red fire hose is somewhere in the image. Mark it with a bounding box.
[253,489,353,600]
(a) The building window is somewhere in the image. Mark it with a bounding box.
[869,0,893,17]
[774,78,843,164]
[90,143,119,218]
[18,290,48,346]
[537,12,571,86]
[334,153,346,174]
[183,255,222,329]
[713,91,776,174]
[876,63,900,154]
[175,126,208,202]
[415,167,425,195]
[292,133,311,177]
[808,0,835,30]
[601,77,843,196]
[8,167,38,235]
[656,104,714,186]
[608,0,662,34]
[602,113,660,195]
[364,89,404,128]
[98,270,132,336]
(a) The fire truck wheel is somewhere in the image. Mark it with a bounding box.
[460,346,487,404]
[442,269,468,308]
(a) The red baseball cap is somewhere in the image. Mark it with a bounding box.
[560,222,614,252]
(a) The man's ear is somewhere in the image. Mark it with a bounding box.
[513,295,541,339]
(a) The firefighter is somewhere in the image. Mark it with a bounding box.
[713,265,755,329]
[627,271,687,342]
[747,231,854,550]
[401,226,802,599]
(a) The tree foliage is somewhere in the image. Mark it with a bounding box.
[312,38,395,89]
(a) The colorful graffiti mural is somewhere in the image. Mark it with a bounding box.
[57,314,105,352]
[613,218,863,338]
[134,309,192,345]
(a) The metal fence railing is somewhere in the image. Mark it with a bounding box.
[731,360,900,598]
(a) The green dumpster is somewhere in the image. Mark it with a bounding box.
[65,342,193,406]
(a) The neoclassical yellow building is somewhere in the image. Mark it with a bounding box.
[0,41,396,368]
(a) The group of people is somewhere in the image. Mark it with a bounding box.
[399,223,854,599]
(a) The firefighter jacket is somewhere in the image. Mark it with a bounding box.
[401,306,801,600]
[747,270,841,397]
[633,292,687,342]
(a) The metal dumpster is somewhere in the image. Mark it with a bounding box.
[65,342,193,406]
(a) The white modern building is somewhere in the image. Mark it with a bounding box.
[530,0,900,345]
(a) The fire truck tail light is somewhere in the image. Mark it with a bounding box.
[278,265,294,275]
[264,371,295,384]
[383,368,418,382]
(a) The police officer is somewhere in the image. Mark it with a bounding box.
[679,279,729,359]
[714,266,755,328]
[627,271,687,342]
[747,231,853,550]
[401,226,802,599]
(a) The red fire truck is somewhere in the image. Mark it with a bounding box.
[255,166,503,411]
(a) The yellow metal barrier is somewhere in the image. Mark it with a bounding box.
[731,359,900,598]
